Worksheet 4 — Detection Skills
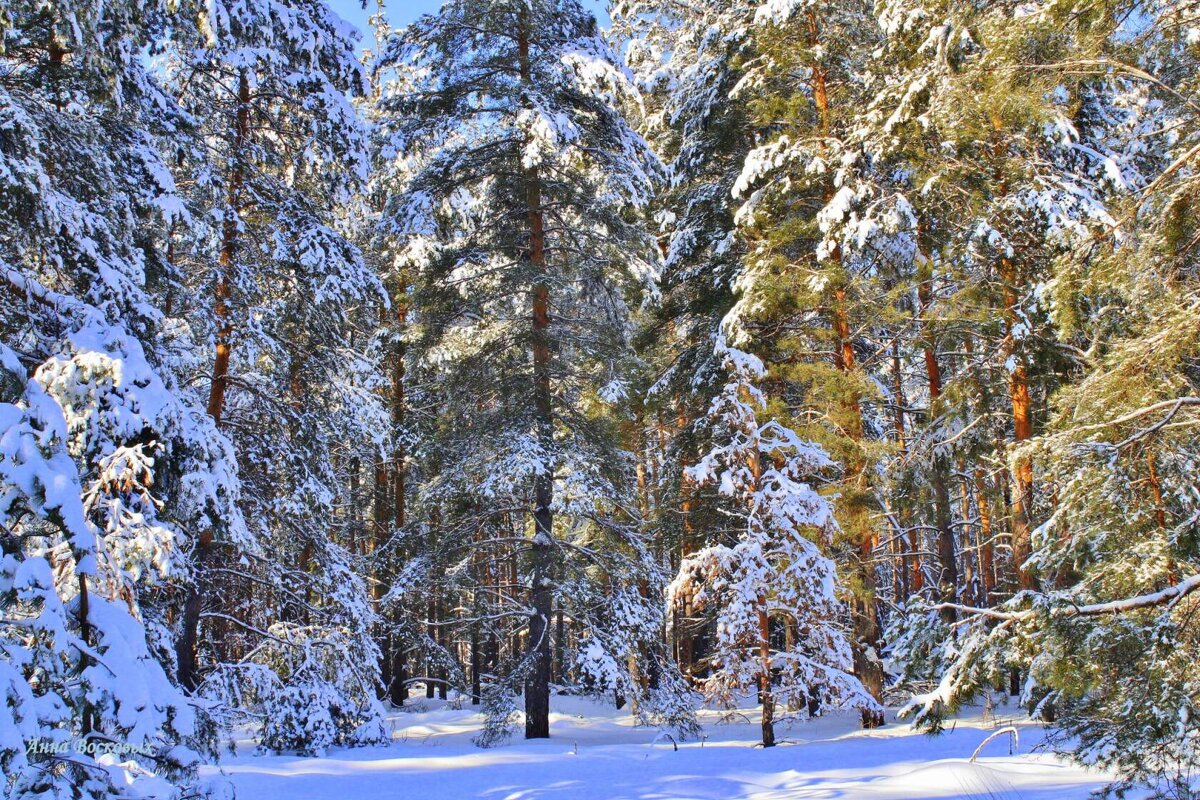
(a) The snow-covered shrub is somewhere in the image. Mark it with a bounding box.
[473,683,521,749]
[203,624,388,756]
[261,685,340,757]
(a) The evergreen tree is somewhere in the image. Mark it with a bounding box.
[0,0,241,794]
[667,336,880,747]
[157,0,389,749]
[372,0,692,741]
[724,0,903,725]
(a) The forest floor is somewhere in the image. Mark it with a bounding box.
[201,693,1126,799]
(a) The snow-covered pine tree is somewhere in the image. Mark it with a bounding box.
[372,0,695,742]
[0,0,245,795]
[0,346,212,800]
[667,336,880,747]
[610,0,759,684]
[723,0,909,725]
[157,0,390,750]
[878,1,1200,794]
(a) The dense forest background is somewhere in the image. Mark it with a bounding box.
[2,0,1199,798]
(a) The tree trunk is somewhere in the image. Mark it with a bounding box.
[436,592,447,701]
[471,620,482,705]
[179,69,250,691]
[834,288,885,728]
[989,111,1036,593]
[891,342,907,453]
[975,469,996,607]
[388,290,408,705]
[677,404,696,681]
[918,271,958,622]
[374,454,392,699]
[426,594,437,699]
[1002,256,1036,591]
[206,70,250,427]
[177,528,210,692]
[519,14,554,740]
[758,603,775,747]
[78,573,96,736]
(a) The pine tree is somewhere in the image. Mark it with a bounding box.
[0,0,241,794]
[667,336,880,747]
[157,0,390,749]
[725,0,905,726]
[372,0,693,742]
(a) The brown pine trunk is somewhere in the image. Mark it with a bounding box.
[958,467,976,606]
[758,603,775,747]
[1147,452,1167,532]
[989,112,1036,593]
[179,70,251,691]
[1001,258,1036,591]
[519,14,554,740]
[975,469,996,606]
[1146,453,1178,585]
[677,404,696,681]
[206,70,250,427]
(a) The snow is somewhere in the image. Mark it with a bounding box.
[202,695,1122,800]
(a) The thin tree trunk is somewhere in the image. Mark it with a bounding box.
[78,573,95,735]
[437,591,447,701]
[677,404,696,681]
[384,292,408,706]
[889,345,914,603]
[975,469,996,606]
[959,468,976,607]
[206,70,249,427]
[989,112,1036,592]
[891,342,907,453]
[919,268,958,621]
[374,453,392,699]
[758,603,775,747]
[426,593,437,699]
[1002,258,1036,591]
[471,619,482,705]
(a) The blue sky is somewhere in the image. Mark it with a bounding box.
[328,0,610,48]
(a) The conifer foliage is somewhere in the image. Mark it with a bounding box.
[666,336,879,747]
[370,0,683,743]
[2,0,1200,797]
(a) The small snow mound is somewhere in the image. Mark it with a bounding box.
[873,760,1023,799]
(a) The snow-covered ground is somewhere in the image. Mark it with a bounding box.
[201,694,1121,799]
